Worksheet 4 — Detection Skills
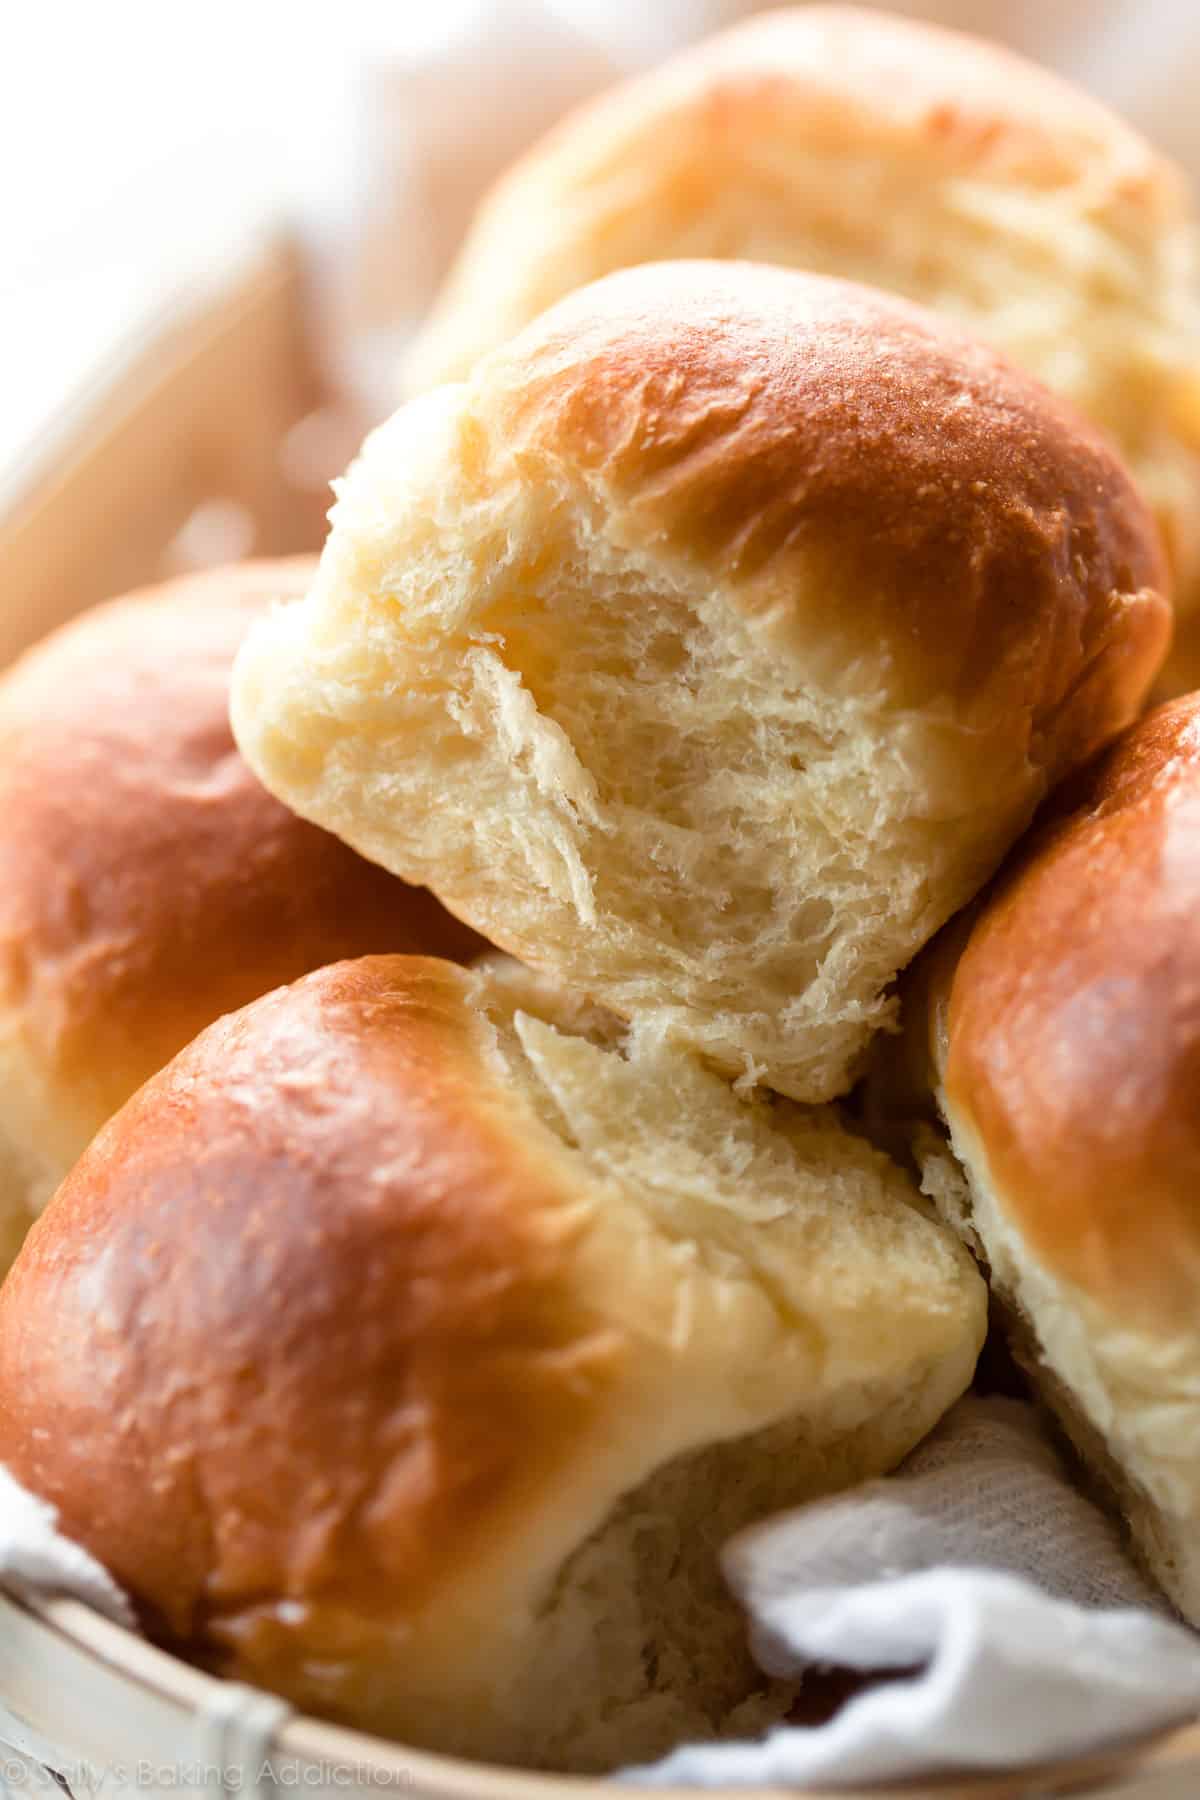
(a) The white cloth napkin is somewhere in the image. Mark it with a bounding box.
[0,1467,132,1628]
[629,1397,1200,1787]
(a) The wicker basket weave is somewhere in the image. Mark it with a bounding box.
[0,1593,1198,1800]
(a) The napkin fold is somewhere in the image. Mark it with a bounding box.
[0,1466,132,1628]
[629,1398,1200,1787]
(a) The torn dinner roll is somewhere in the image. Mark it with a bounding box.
[233,263,1168,1102]
[0,954,985,1770]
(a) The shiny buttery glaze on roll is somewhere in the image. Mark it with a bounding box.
[0,559,481,1253]
[910,693,1200,1622]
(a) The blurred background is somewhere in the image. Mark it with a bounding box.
[3,0,1200,650]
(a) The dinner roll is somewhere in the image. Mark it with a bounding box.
[0,955,986,1771]
[897,693,1200,1623]
[404,6,1200,683]
[232,263,1169,1104]
[0,561,480,1259]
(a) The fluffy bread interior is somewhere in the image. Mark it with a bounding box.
[233,382,1072,1103]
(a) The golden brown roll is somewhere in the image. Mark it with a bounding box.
[0,953,985,1770]
[232,262,1169,1104]
[404,5,1200,683]
[0,560,481,1258]
[898,692,1200,1622]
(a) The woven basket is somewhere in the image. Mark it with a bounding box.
[0,1593,1197,1800]
[2,234,1198,1800]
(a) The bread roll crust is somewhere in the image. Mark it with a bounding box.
[0,958,621,1641]
[895,694,1200,1621]
[0,560,480,1231]
[937,696,1200,1329]
[484,261,1167,747]
[0,954,985,1764]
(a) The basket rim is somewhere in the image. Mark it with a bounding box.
[4,1586,1200,1800]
